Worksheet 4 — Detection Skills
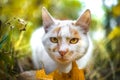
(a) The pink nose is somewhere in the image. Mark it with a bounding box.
[59,50,67,56]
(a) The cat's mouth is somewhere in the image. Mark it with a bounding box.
[58,57,68,61]
[55,57,70,63]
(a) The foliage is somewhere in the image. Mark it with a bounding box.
[86,1,120,80]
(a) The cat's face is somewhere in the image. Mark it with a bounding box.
[42,7,91,64]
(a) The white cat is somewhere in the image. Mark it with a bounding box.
[30,7,93,74]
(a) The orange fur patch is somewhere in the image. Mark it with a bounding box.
[69,27,80,38]
[52,46,58,52]
[53,27,61,33]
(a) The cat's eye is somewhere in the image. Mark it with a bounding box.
[70,38,79,44]
[50,37,58,43]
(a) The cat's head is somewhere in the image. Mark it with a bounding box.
[42,7,91,64]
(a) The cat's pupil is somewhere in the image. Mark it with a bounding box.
[70,38,79,44]
[50,37,58,43]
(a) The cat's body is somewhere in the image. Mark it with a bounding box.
[30,7,93,74]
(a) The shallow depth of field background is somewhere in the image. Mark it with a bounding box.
[0,0,120,80]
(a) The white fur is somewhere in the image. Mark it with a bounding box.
[30,28,57,74]
[76,35,93,68]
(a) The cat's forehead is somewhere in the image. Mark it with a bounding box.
[52,20,74,32]
[52,20,80,38]
[55,20,75,26]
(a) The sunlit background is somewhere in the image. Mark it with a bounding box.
[0,0,120,80]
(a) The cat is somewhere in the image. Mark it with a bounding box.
[30,7,93,74]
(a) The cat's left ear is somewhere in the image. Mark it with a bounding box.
[75,9,91,33]
[42,7,55,32]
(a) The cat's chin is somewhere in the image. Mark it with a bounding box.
[54,57,71,64]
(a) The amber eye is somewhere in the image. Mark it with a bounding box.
[70,38,79,44]
[50,37,58,43]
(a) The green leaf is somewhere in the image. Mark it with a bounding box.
[0,35,8,49]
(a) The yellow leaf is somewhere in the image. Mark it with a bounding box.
[112,3,120,17]
[108,26,120,40]
[36,61,85,80]
[36,69,53,80]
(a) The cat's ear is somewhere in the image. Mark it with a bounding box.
[75,9,91,33]
[42,7,54,32]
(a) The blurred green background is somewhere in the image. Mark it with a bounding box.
[0,0,120,80]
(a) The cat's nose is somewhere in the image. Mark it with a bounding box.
[59,50,68,56]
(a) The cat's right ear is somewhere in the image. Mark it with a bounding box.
[42,7,54,32]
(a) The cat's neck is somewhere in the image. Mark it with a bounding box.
[57,62,72,73]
